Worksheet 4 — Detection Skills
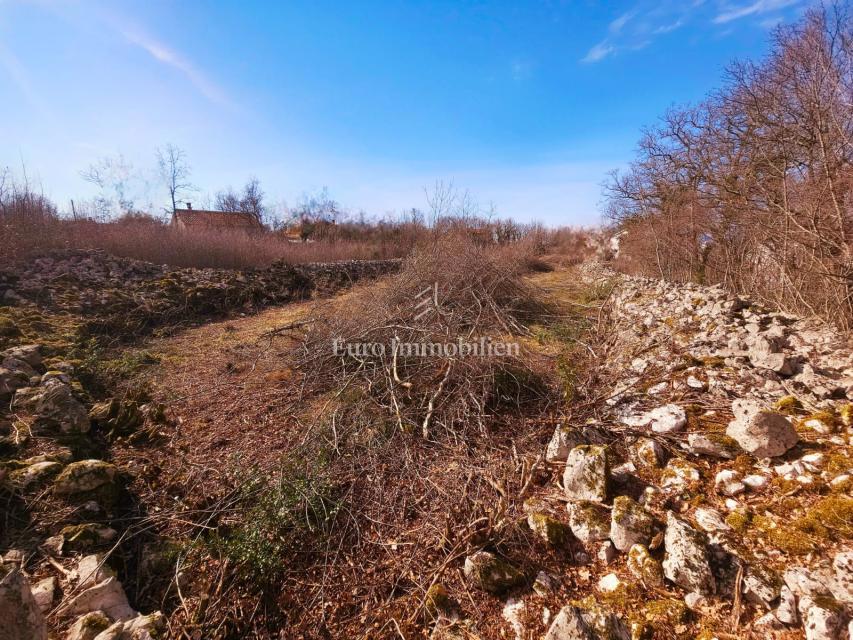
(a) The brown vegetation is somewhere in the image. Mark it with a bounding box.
[606,3,853,327]
[105,241,601,638]
[1,173,593,270]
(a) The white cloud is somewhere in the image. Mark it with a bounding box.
[713,0,799,24]
[653,18,685,34]
[581,2,694,63]
[581,41,615,63]
[119,28,235,110]
[609,11,637,33]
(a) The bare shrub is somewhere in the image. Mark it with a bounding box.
[294,235,557,440]
[607,3,853,327]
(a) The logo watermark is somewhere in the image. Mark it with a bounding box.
[332,336,519,358]
[413,282,438,321]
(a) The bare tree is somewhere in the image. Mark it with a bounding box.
[605,2,853,326]
[80,154,136,218]
[215,177,267,224]
[156,144,194,215]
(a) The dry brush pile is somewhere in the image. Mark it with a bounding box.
[160,240,600,638]
[295,237,558,440]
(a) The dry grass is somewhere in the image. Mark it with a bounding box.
[102,246,605,639]
[1,215,406,270]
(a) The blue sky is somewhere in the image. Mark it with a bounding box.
[0,0,810,226]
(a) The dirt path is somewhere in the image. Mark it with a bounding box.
[120,269,580,491]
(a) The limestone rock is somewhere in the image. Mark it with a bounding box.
[92,612,166,640]
[715,469,746,496]
[10,460,63,489]
[66,611,111,640]
[726,408,797,457]
[754,611,785,631]
[784,566,833,598]
[687,433,741,459]
[31,576,55,614]
[598,573,623,593]
[597,541,617,565]
[610,496,655,552]
[624,404,687,434]
[546,425,585,463]
[580,606,630,640]
[567,501,611,544]
[527,513,571,547]
[77,555,116,589]
[0,367,29,398]
[33,381,90,434]
[629,438,666,468]
[543,606,594,640]
[694,507,731,533]
[742,566,781,610]
[463,551,523,594]
[647,404,688,434]
[662,512,715,595]
[1,344,43,369]
[62,577,136,621]
[832,551,853,605]
[776,586,797,625]
[627,544,664,586]
[799,597,845,640]
[54,460,119,501]
[661,458,700,491]
[562,445,608,503]
[751,352,796,376]
[0,569,48,640]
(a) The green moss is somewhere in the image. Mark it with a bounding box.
[731,454,755,475]
[528,512,571,547]
[825,451,853,476]
[793,495,853,539]
[660,458,700,488]
[752,515,816,556]
[774,395,803,415]
[627,544,664,586]
[424,583,453,621]
[60,523,114,552]
[839,404,853,428]
[699,355,726,368]
[628,598,690,638]
[725,508,752,533]
[0,317,20,337]
[703,432,742,456]
[797,410,838,434]
[644,599,689,625]
[612,496,654,538]
[467,553,524,594]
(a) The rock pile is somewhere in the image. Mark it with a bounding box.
[0,249,400,339]
[450,266,852,639]
[0,341,169,639]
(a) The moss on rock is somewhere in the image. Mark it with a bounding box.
[53,459,120,505]
[463,551,524,595]
[527,512,571,547]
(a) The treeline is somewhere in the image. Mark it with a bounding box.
[0,172,593,269]
[606,3,853,327]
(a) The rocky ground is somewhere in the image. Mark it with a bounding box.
[0,250,399,640]
[0,249,399,339]
[450,265,852,640]
[1,254,851,639]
